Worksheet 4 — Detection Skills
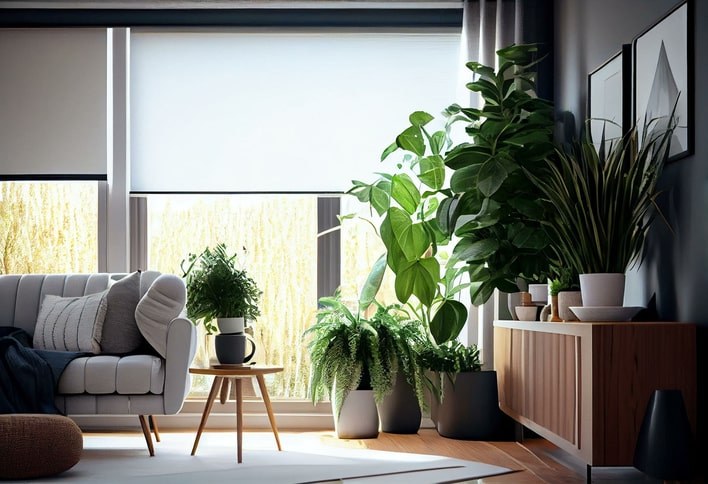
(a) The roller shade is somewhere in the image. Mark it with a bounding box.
[130,29,460,193]
[0,28,109,179]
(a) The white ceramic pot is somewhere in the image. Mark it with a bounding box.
[217,317,245,334]
[528,283,548,304]
[558,291,582,321]
[579,273,625,307]
[333,389,379,439]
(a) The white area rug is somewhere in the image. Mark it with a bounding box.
[40,432,512,483]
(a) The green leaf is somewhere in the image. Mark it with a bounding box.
[394,257,439,305]
[370,184,390,216]
[450,164,480,193]
[453,238,499,262]
[418,155,445,190]
[388,207,429,261]
[511,226,548,250]
[380,141,398,161]
[379,215,406,273]
[470,279,495,306]
[445,144,490,170]
[409,111,434,127]
[429,131,447,155]
[435,196,458,237]
[477,157,510,197]
[396,126,425,156]
[391,174,420,214]
[430,299,468,344]
[358,254,387,312]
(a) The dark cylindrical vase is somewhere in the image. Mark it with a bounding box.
[436,370,501,440]
[377,372,421,434]
[634,389,693,480]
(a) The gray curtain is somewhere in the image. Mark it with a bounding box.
[460,0,523,107]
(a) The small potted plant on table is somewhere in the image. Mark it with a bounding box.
[182,243,261,365]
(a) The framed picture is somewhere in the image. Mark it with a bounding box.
[633,0,692,162]
[588,45,631,155]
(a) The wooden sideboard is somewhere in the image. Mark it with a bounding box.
[493,320,696,467]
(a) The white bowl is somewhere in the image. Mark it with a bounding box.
[515,306,539,321]
[569,306,643,322]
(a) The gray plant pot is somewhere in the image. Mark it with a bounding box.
[333,389,379,439]
[436,370,501,440]
[377,372,421,434]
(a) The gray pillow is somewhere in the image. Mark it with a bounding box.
[135,274,186,358]
[100,271,144,354]
[33,292,107,353]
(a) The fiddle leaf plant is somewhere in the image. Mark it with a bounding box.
[348,111,468,347]
[439,43,556,305]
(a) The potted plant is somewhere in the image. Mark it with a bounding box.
[438,43,556,305]
[530,120,675,309]
[549,268,581,322]
[419,340,503,439]
[181,243,262,364]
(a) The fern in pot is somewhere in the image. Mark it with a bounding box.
[530,120,674,311]
[182,244,261,364]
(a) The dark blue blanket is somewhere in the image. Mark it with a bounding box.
[0,327,84,414]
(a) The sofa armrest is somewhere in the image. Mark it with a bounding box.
[163,315,197,414]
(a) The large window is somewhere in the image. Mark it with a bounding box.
[147,194,317,399]
[0,181,98,274]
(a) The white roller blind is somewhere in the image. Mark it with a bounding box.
[0,28,109,178]
[130,29,460,193]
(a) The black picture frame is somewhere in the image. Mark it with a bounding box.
[633,0,693,162]
[588,44,632,155]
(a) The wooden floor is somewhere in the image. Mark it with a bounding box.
[311,429,658,483]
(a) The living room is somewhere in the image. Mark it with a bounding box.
[0,0,704,482]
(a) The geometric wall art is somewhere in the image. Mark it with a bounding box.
[633,0,692,161]
[588,45,631,156]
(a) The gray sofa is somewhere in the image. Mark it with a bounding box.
[0,272,198,455]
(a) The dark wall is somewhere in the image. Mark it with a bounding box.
[554,0,708,326]
[554,0,708,458]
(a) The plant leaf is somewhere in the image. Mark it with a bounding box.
[453,238,499,262]
[409,111,434,127]
[418,155,445,190]
[388,207,430,261]
[358,253,387,312]
[396,126,425,156]
[430,299,468,345]
[391,173,420,215]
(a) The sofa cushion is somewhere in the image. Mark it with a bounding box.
[33,292,107,353]
[135,274,186,358]
[100,271,144,354]
[58,355,165,395]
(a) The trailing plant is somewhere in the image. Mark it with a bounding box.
[529,119,675,277]
[181,243,262,334]
[439,43,556,305]
[304,292,421,418]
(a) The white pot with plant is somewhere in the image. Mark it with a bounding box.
[531,116,675,312]
[182,244,262,364]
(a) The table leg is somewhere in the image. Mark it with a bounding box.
[191,376,223,456]
[220,377,231,404]
[256,374,282,451]
[235,377,243,463]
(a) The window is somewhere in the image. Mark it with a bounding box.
[0,181,98,274]
[146,194,317,399]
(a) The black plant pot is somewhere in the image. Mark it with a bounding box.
[377,372,421,434]
[436,370,501,440]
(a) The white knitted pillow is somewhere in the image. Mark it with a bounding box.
[135,274,186,358]
[33,292,108,353]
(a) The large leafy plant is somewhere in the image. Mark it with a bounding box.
[530,121,674,276]
[439,43,556,305]
[181,243,262,334]
[349,112,469,348]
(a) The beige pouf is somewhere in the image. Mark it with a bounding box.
[0,414,83,480]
